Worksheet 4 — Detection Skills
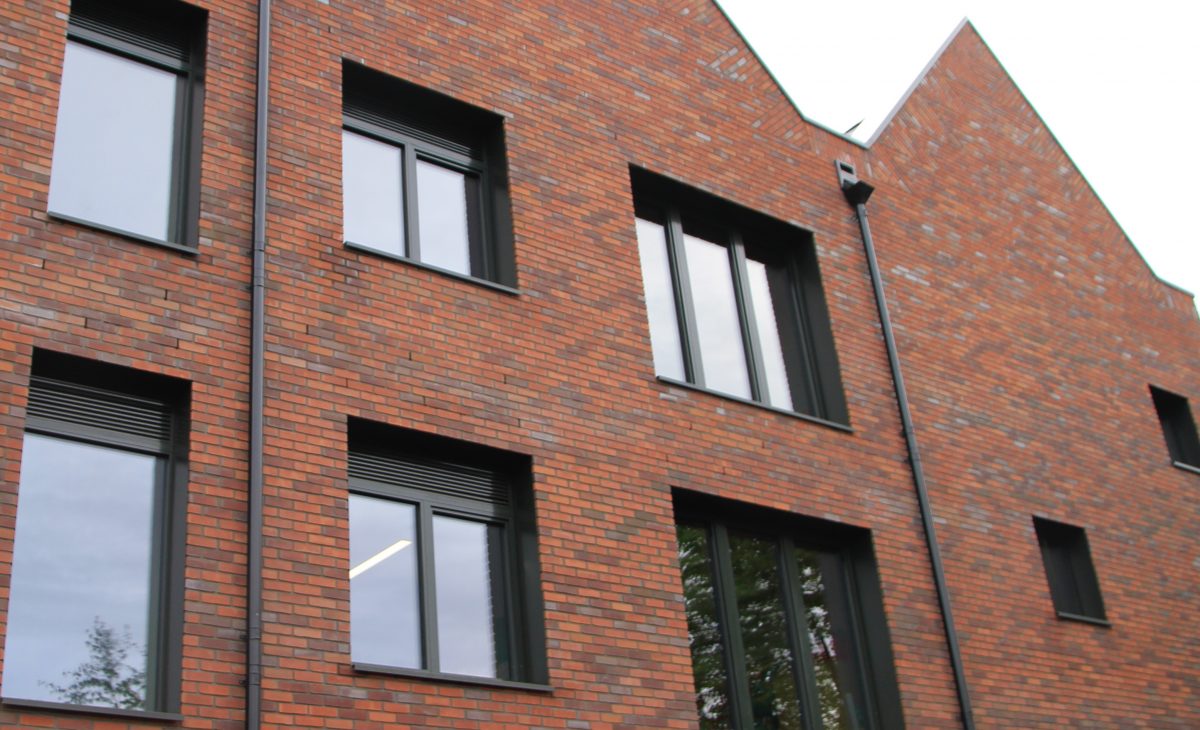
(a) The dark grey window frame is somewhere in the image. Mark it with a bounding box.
[674,491,903,730]
[1149,385,1200,472]
[342,62,516,290]
[49,0,206,252]
[632,168,849,424]
[1032,517,1108,626]
[1,351,189,717]
[347,420,547,688]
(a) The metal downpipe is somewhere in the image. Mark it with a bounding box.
[838,165,976,730]
[247,0,270,727]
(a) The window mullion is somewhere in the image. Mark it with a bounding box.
[666,210,705,387]
[418,502,439,672]
[710,523,753,729]
[402,146,421,261]
[779,538,823,730]
[727,234,767,403]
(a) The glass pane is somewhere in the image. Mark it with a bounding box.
[729,532,803,730]
[3,434,159,709]
[49,41,179,241]
[683,234,751,399]
[349,494,421,669]
[745,258,794,410]
[433,515,499,677]
[635,217,686,381]
[796,548,868,730]
[416,160,476,275]
[677,524,733,729]
[343,130,406,256]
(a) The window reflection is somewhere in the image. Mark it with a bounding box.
[433,516,500,677]
[677,524,734,729]
[636,217,686,381]
[349,495,421,669]
[683,233,751,399]
[49,41,179,241]
[745,259,794,411]
[729,533,803,729]
[343,131,406,257]
[797,549,869,730]
[416,160,478,276]
[3,434,159,709]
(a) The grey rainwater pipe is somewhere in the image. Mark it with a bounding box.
[247,0,270,728]
[837,161,976,730]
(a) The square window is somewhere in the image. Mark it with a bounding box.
[2,352,187,712]
[342,63,515,287]
[1149,385,1200,469]
[48,0,206,248]
[347,420,545,684]
[1033,517,1107,624]
[632,168,848,423]
[674,492,903,729]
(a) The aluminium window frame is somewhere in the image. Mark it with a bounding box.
[674,492,903,730]
[1148,385,1200,472]
[2,355,188,718]
[341,61,517,290]
[346,424,547,688]
[631,169,849,424]
[1032,517,1109,626]
[50,0,205,252]
[341,118,493,278]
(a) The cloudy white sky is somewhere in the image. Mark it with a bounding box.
[717,0,1200,308]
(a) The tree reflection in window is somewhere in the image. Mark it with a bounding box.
[676,516,887,730]
[677,524,733,728]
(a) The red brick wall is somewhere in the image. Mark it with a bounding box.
[867,23,1200,728]
[0,0,259,728]
[3,2,1194,729]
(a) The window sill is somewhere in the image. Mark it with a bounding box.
[352,663,552,693]
[48,211,198,255]
[1,697,182,722]
[654,376,853,433]
[345,241,519,296]
[1055,611,1111,627]
[1171,460,1200,476]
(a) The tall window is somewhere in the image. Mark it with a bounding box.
[675,493,902,730]
[347,421,545,684]
[632,169,848,423]
[342,62,515,287]
[1149,385,1200,470]
[48,0,205,248]
[2,354,186,713]
[1033,517,1107,624]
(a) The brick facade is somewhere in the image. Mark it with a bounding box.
[0,2,1195,729]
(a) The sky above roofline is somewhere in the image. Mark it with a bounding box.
[715,0,1199,309]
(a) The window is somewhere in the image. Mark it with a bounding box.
[632,169,848,423]
[48,0,205,248]
[342,62,516,287]
[1033,517,1107,624]
[674,492,902,730]
[2,353,187,713]
[1149,386,1200,470]
[347,421,545,685]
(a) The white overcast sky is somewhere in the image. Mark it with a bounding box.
[717,0,1200,308]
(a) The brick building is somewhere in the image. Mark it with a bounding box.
[0,1,1197,728]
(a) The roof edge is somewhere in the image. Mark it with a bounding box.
[868,17,1194,303]
[711,0,868,150]
[865,17,969,147]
